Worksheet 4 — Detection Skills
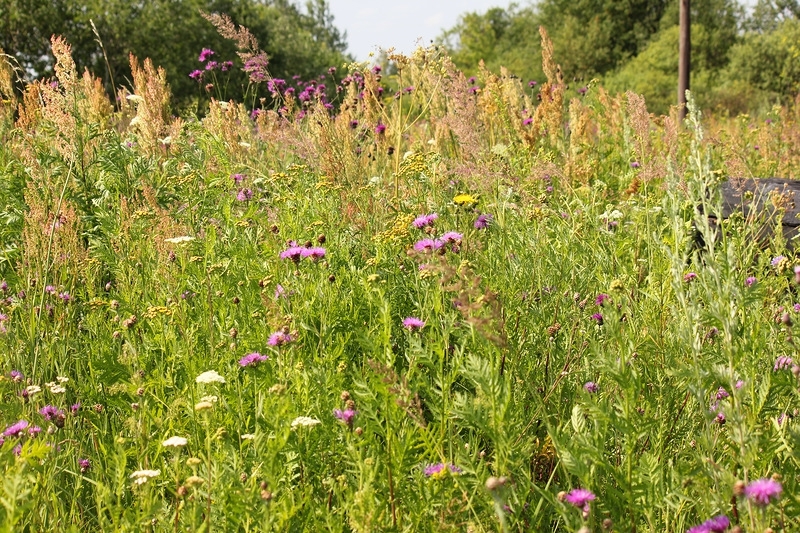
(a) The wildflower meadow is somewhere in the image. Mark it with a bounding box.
[2,21,800,533]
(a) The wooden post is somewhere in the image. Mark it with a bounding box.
[678,0,690,120]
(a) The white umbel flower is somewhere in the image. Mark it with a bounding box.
[195,370,225,384]
[162,436,188,448]
[130,469,160,485]
[291,416,321,429]
[165,236,195,244]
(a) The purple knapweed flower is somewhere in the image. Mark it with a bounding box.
[58,291,71,302]
[198,48,215,62]
[687,515,730,533]
[239,352,269,367]
[28,426,41,437]
[221,61,233,71]
[595,293,609,306]
[279,246,305,262]
[236,188,253,201]
[45,285,56,294]
[744,478,782,506]
[528,80,537,87]
[714,412,726,424]
[413,238,442,253]
[683,272,697,282]
[468,76,476,84]
[591,313,604,325]
[412,213,438,229]
[745,276,757,287]
[333,408,357,427]
[474,213,493,229]
[630,161,640,168]
[564,488,596,512]
[584,381,598,393]
[774,355,793,371]
[79,458,91,473]
[523,117,533,126]
[424,462,461,478]
[469,86,479,94]
[10,370,23,382]
[402,317,425,330]
[70,403,81,414]
[375,123,386,135]
[205,61,218,71]
[300,247,326,260]
[577,86,588,95]
[0,280,7,291]
[772,255,786,266]
[3,420,29,438]
[189,70,203,80]
[231,173,245,184]
[715,387,729,400]
[439,232,463,244]
[268,331,294,347]
[40,405,66,426]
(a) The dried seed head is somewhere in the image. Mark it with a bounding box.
[733,480,746,496]
[354,426,363,436]
[485,476,508,491]
[340,390,350,401]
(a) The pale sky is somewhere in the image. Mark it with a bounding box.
[327,0,515,61]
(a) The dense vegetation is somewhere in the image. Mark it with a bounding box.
[1,5,800,533]
[441,0,800,115]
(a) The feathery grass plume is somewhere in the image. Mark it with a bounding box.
[0,49,19,128]
[202,99,255,165]
[625,91,662,184]
[565,96,595,184]
[436,57,484,161]
[128,54,171,153]
[200,11,268,83]
[531,26,564,148]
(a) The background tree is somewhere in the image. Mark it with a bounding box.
[0,0,351,110]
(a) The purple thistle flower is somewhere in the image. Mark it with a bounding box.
[584,381,598,393]
[745,276,757,287]
[564,488,596,512]
[189,70,203,80]
[236,188,253,201]
[40,405,66,426]
[198,48,215,62]
[774,355,793,371]
[474,213,493,229]
[402,317,425,330]
[239,352,269,367]
[3,420,29,438]
[79,458,91,473]
[279,246,305,262]
[687,514,730,533]
[744,478,782,506]
[413,238,442,253]
[333,408,357,427]
[268,331,294,347]
[423,462,461,478]
[439,232,463,244]
[300,247,326,260]
[595,293,609,306]
[412,213,438,229]
[205,61,218,71]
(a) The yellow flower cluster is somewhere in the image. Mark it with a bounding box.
[373,213,416,245]
[453,194,478,207]
[143,305,173,319]
[397,152,430,180]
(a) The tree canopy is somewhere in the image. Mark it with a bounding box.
[0,0,350,110]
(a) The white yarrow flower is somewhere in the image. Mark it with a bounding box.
[241,433,256,440]
[162,436,188,448]
[56,376,69,383]
[130,469,160,485]
[291,416,321,429]
[126,94,144,103]
[26,385,41,395]
[200,395,218,403]
[165,236,195,244]
[195,370,225,384]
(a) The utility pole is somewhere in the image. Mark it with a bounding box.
[678,0,690,120]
